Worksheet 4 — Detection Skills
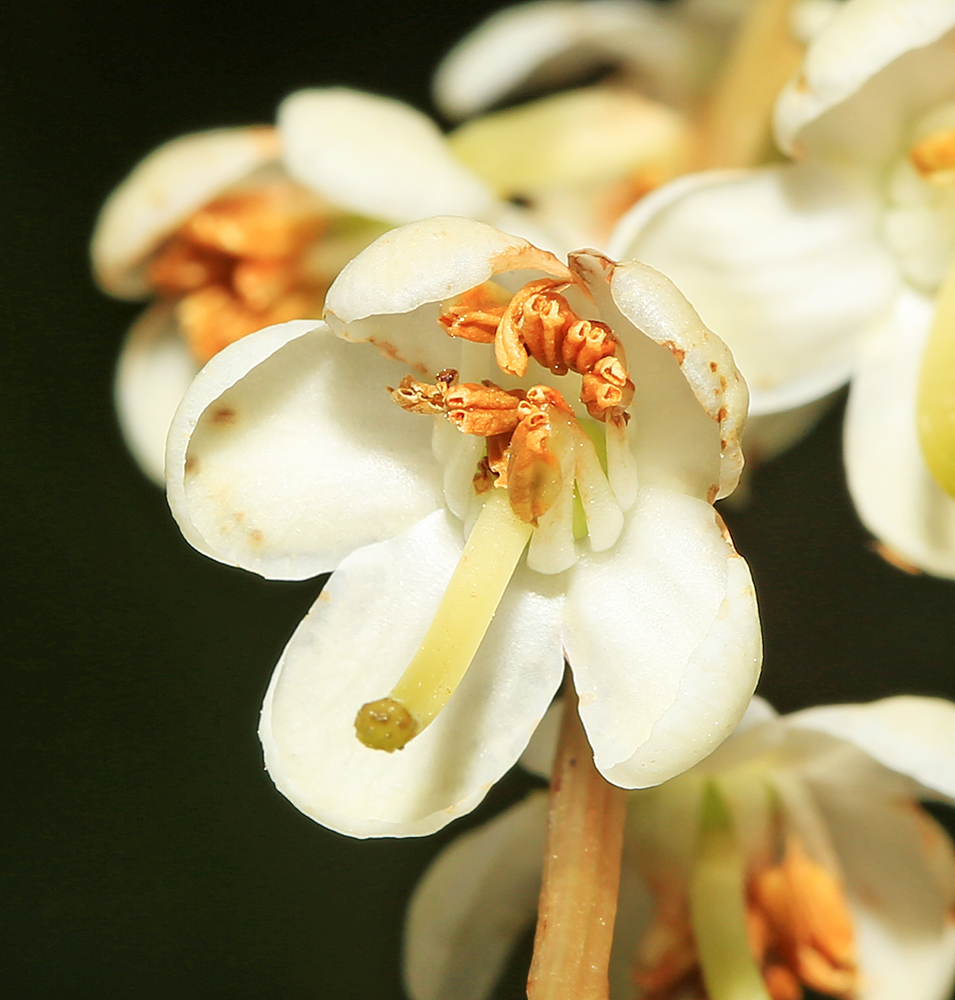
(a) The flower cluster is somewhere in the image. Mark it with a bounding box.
[91,0,955,997]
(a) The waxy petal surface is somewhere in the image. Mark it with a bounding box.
[844,290,955,579]
[404,793,548,1000]
[609,164,899,416]
[564,484,761,788]
[166,320,443,580]
[92,126,279,298]
[278,88,496,225]
[790,696,955,802]
[115,302,198,485]
[260,511,565,837]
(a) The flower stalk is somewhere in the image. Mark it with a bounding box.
[690,780,772,1000]
[526,682,627,1000]
[695,0,803,169]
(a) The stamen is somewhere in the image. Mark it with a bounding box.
[147,181,328,364]
[748,837,857,998]
[918,252,955,497]
[439,282,510,343]
[353,488,533,751]
[605,415,639,511]
[180,183,326,258]
[526,444,577,574]
[567,418,623,552]
[507,389,570,524]
[437,280,636,423]
[690,781,773,1000]
[910,128,955,183]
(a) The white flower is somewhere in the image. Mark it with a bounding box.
[610,0,955,574]
[406,695,955,1000]
[165,216,761,838]
[91,89,506,483]
[431,0,754,122]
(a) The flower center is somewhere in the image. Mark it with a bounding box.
[430,279,639,570]
[146,180,329,362]
[353,277,640,752]
[634,781,858,1000]
[883,105,955,293]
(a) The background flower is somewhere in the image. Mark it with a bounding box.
[610,0,955,573]
[406,696,955,1000]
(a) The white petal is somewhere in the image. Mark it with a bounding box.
[278,88,496,224]
[571,250,747,502]
[114,302,198,485]
[775,0,955,164]
[789,696,955,802]
[432,0,692,120]
[91,126,279,298]
[404,792,548,1000]
[564,484,761,788]
[260,511,566,837]
[809,778,955,1000]
[324,216,571,376]
[609,164,900,415]
[844,289,955,578]
[166,320,443,580]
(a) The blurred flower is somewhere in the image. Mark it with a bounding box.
[446,86,692,249]
[406,695,955,1000]
[432,0,755,122]
[611,0,955,574]
[165,216,760,837]
[92,89,506,482]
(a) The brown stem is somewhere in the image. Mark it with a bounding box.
[694,0,803,170]
[526,681,628,1000]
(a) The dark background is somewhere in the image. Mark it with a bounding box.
[4,1,954,997]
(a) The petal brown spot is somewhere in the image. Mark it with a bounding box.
[212,406,236,424]
[661,340,686,364]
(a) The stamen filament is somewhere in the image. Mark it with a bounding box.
[605,416,639,511]
[354,488,533,751]
[690,781,772,1000]
[918,251,955,497]
[568,419,623,551]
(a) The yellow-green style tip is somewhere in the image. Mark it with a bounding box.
[355,698,420,752]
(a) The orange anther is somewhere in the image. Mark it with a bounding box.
[910,128,955,181]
